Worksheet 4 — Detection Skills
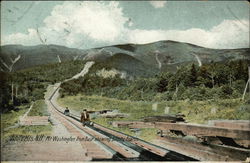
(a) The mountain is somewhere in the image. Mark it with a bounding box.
[0,44,87,72]
[98,40,249,70]
[1,41,249,73]
[91,53,158,77]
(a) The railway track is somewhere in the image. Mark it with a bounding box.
[47,85,196,161]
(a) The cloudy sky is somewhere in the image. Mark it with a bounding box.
[1,1,249,49]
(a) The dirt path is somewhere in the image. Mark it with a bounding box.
[2,62,96,161]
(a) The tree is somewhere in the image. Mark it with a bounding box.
[207,63,217,88]
[221,85,233,96]
[190,63,198,86]
[197,66,211,87]
[0,72,13,112]
[156,72,172,92]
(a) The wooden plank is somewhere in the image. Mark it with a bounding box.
[208,120,250,130]
[155,136,250,161]
[156,122,250,140]
[112,121,250,140]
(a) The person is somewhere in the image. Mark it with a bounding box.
[64,107,70,116]
[81,109,90,126]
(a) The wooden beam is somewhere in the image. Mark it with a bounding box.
[156,122,250,139]
[112,121,250,140]
[208,120,250,130]
[156,136,250,161]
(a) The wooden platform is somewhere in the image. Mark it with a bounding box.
[20,116,49,125]
[112,121,250,140]
[112,120,250,161]
[154,136,250,161]
[208,120,250,130]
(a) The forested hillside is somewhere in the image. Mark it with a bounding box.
[60,60,250,101]
[0,60,87,112]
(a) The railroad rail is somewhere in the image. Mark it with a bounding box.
[48,85,196,161]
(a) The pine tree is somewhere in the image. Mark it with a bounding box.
[190,63,197,86]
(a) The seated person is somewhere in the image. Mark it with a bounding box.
[64,107,70,116]
[81,109,91,126]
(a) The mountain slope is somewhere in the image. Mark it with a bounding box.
[1,40,249,73]
[0,44,88,72]
[91,53,158,77]
[99,40,249,68]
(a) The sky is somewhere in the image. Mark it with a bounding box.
[1,1,249,49]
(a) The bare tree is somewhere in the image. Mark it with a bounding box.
[242,67,250,100]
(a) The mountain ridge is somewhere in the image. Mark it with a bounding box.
[1,40,249,73]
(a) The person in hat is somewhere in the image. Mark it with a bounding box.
[81,109,90,126]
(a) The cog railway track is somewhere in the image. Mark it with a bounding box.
[48,85,196,161]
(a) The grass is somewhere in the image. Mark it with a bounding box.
[91,117,158,141]
[28,100,49,116]
[58,95,161,141]
[58,95,250,141]
[168,98,250,124]
[58,95,250,123]
[1,104,30,129]
[1,103,52,142]
[58,95,160,120]
[3,125,52,140]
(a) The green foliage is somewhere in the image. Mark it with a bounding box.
[28,100,49,116]
[156,72,173,92]
[0,72,13,112]
[59,94,250,125]
[60,73,126,96]
[58,95,249,141]
[0,60,87,112]
[60,59,249,102]
[1,104,30,129]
